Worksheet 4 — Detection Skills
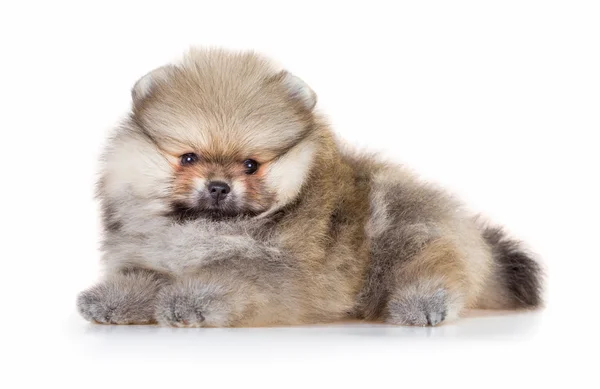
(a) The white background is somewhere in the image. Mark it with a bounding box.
[1,1,598,388]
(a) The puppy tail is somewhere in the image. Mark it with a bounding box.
[477,225,544,310]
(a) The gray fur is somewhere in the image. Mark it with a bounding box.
[78,48,543,327]
[481,226,543,309]
[356,168,466,321]
[77,270,167,324]
[156,279,244,327]
[388,287,449,326]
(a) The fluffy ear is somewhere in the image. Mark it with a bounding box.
[131,66,173,102]
[280,71,317,111]
[263,139,316,214]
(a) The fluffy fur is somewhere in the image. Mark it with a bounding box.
[78,48,543,327]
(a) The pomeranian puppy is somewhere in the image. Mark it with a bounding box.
[77,48,543,327]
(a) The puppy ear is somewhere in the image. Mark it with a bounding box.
[131,66,173,103]
[263,139,316,213]
[280,71,317,111]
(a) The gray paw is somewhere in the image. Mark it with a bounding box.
[155,283,234,327]
[77,274,162,324]
[387,288,448,326]
[77,287,154,324]
[155,292,206,327]
[77,289,115,323]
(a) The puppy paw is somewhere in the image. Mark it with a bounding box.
[155,282,239,327]
[77,272,164,324]
[387,287,452,326]
[77,285,155,324]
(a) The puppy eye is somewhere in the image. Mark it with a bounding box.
[180,153,199,166]
[243,159,259,174]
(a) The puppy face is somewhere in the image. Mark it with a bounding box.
[102,49,318,220]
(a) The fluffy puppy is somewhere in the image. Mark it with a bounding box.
[77,48,543,327]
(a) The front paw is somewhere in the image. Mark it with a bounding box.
[77,272,164,324]
[155,282,239,328]
[387,287,451,326]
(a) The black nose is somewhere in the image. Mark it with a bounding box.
[208,181,231,202]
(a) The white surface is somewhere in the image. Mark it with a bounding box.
[1,1,599,388]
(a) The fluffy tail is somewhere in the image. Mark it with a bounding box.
[479,226,544,309]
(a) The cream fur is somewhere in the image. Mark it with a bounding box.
[78,48,543,328]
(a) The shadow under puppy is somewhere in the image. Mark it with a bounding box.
[77,48,543,327]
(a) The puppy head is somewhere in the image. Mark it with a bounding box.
[102,49,318,220]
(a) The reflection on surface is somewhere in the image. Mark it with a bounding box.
[69,310,542,359]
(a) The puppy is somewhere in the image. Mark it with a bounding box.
[77,48,543,327]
